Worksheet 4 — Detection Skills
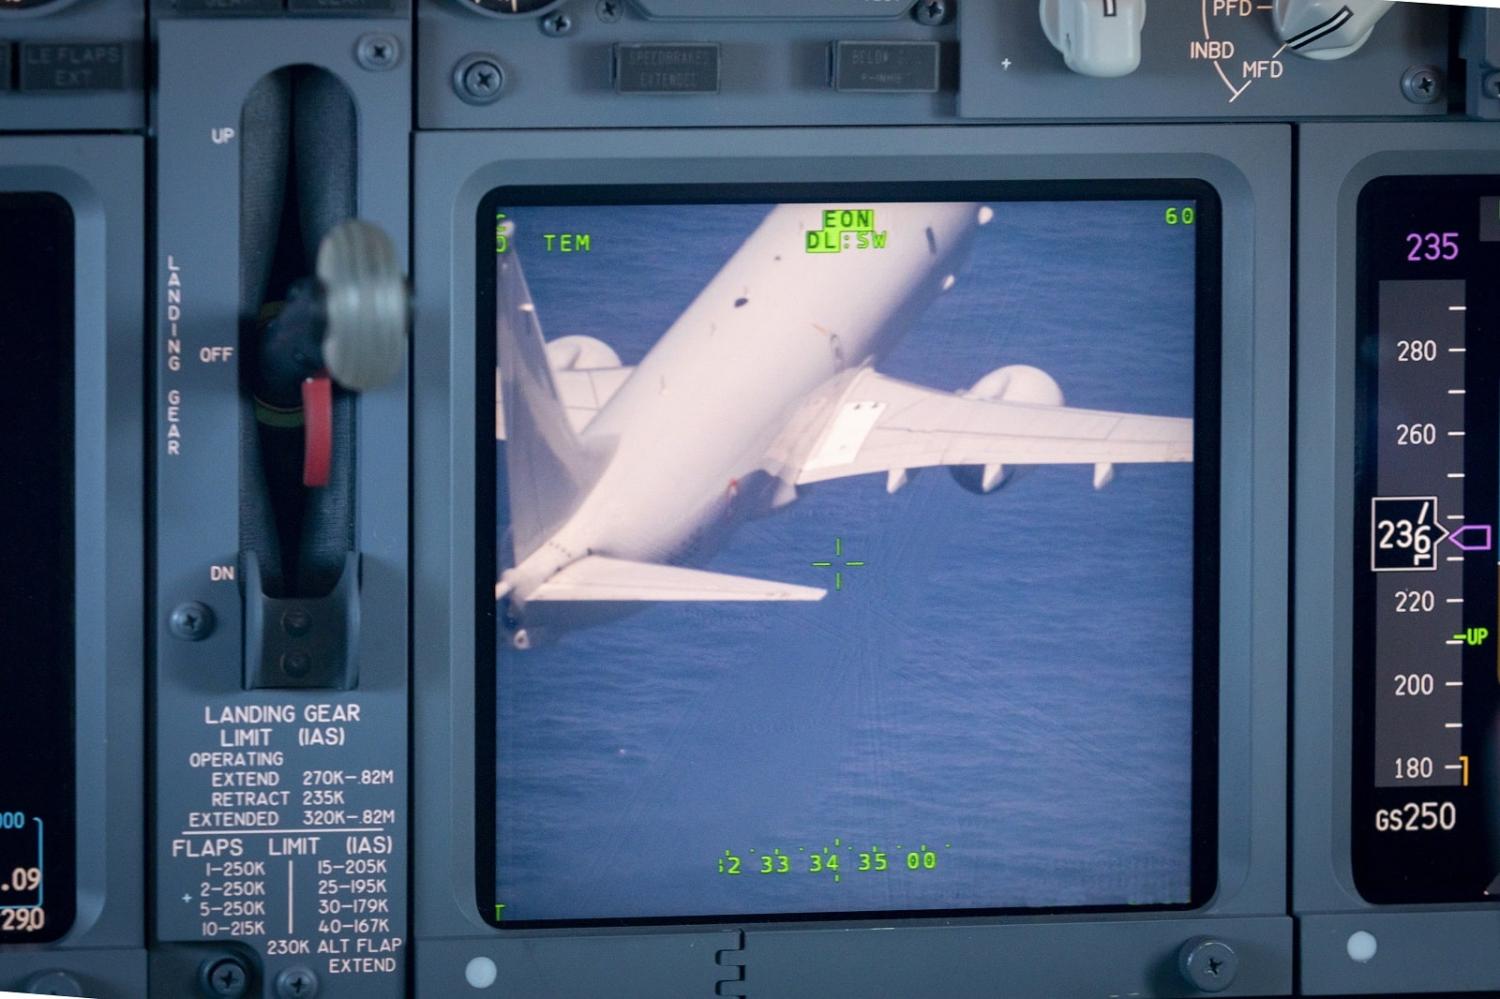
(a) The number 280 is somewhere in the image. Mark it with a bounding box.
[1407,232,1459,262]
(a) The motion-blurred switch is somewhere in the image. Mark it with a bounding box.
[1040,0,1147,78]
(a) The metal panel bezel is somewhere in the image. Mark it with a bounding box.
[411,124,1292,998]
[1294,122,1500,996]
[0,135,146,999]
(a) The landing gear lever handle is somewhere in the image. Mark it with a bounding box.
[317,219,408,393]
[256,219,408,408]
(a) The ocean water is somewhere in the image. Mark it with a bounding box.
[494,200,1201,921]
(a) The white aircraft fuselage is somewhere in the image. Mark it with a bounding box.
[500,203,986,613]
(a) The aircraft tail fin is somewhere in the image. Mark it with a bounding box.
[527,555,826,603]
[497,252,610,562]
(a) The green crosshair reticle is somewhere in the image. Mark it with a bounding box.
[810,537,866,591]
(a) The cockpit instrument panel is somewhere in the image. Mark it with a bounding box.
[6,0,1500,995]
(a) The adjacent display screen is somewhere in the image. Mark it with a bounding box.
[477,184,1220,925]
[1354,176,1500,903]
[0,193,75,942]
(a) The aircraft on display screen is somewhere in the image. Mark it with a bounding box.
[494,202,1193,648]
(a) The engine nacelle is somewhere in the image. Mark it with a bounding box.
[963,364,1065,407]
[546,334,623,371]
[950,365,1064,494]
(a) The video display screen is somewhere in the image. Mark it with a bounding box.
[0,192,75,943]
[478,185,1220,925]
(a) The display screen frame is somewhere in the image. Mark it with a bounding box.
[0,139,145,981]
[472,179,1225,930]
[1350,173,1500,905]
[0,190,77,944]
[1289,127,1500,996]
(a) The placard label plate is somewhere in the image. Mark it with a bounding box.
[833,40,940,92]
[19,43,126,92]
[614,44,721,94]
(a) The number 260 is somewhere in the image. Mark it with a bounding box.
[1407,232,1459,262]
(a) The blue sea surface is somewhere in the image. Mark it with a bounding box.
[494,200,1200,920]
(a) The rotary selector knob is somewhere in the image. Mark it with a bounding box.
[1273,0,1393,60]
[1040,0,1148,78]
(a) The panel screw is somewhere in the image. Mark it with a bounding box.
[1484,71,1500,100]
[1400,64,1444,104]
[1178,937,1238,993]
[913,0,949,25]
[596,0,621,22]
[274,966,321,999]
[200,956,250,999]
[355,33,401,72]
[280,651,312,678]
[454,54,506,105]
[282,607,313,637]
[540,10,574,35]
[170,601,215,641]
[23,971,85,996]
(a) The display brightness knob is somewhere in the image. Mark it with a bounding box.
[1040,0,1147,78]
[1273,0,1394,60]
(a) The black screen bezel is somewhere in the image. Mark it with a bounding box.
[1351,174,1500,904]
[0,191,77,944]
[474,180,1223,930]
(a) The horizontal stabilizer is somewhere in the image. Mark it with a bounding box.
[528,556,826,603]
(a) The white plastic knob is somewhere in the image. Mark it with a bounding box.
[1040,0,1147,78]
[1274,0,1394,60]
[317,220,409,392]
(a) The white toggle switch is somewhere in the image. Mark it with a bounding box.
[1274,0,1394,60]
[1040,0,1147,78]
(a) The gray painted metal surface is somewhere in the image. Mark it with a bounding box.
[416,0,958,128]
[150,15,412,998]
[416,0,1448,130]
[0,135,146,999]
[1294,121,1500,996]
[0,0,146,131]
[959,2,1448,122]
[411,123,1291,997]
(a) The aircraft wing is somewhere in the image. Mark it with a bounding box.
[792,368,1192,485]
[526,555,826,602]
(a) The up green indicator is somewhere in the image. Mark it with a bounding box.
[810,537,866,591]
[1454,627,1489,647]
